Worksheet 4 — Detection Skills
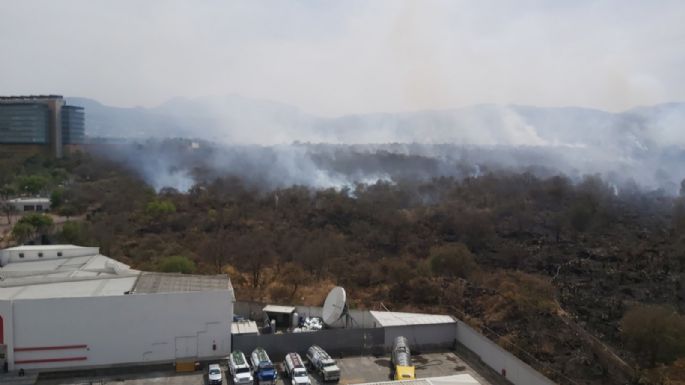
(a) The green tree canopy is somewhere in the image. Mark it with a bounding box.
[157,255,196,274]
[145,199,176,218]
[429,242,478,279]
[16,175,50,195]
[11,222,35,244]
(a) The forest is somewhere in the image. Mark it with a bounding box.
[1,149,684,385]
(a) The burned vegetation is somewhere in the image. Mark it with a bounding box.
[2,150,684,385]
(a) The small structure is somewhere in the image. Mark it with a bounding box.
[262,305,296,329]
[231,320,259,336]
[5,197,51,213]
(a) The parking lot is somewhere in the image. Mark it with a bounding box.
[35,352,494,385]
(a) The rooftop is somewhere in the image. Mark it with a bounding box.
[231,320,259,335]
[132,272,231,294]
[263,304,296,314]
[369,311,456,327]
[0,245,233,300]
[7,197,51,204]
[0,95,63,101]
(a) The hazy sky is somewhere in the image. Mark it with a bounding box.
[1,0,684,116]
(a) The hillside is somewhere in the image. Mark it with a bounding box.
[2,151,684,384]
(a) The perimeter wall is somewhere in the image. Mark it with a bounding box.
[455,320,556,385]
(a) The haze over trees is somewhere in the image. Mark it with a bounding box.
[1,150,684,384]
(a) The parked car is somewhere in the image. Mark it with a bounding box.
[208,363,223,385]
[306,345,340,382]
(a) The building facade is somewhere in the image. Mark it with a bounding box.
[0,95,85,158]
[0,245,234,372]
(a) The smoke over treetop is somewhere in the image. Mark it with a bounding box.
[72,96,685,194]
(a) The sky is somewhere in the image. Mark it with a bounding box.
[1,0,684,116]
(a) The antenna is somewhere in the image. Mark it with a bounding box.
[322,286,347,326]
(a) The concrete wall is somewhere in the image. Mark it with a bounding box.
[9,290,233,371]
[455,320,556,385]
[232,328,385,359]
[384,323,457,352]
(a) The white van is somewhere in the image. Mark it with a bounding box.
[229,350,254,385]
[284,352,312,385]
[208,363,223,385]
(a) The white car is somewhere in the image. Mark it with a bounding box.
[208,363,223,385]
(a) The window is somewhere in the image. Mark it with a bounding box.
[38,252,43,258]
[19,253,24,258]
[57,252,62,257]
[36,205,43,211]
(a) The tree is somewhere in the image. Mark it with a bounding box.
[11,222,34,244]
[16,175,49,195]
[621,304,685,367]
[280,263,308,300]
[429,243,478,279]
[232,231,275,288]
[12,213,54,243]
[19,213,54,236]
[50,187,65,208]
[0,201,16,225]
[60,221,89,245]
[145,199,176,218]
[158,255,196,274]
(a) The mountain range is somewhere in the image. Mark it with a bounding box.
[67,96,685,154]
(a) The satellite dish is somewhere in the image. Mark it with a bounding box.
[322,286,347,326]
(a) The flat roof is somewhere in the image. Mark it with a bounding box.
[369,311,456,327]
[132,272,232,294]
[263,304,296,314]
[0,245,234,300]
[231,320,259,335]
[356,374,481,385]
[7,197,50,203]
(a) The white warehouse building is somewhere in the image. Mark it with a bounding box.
[0,245,234,372]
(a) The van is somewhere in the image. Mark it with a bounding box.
[229,350,254,385]
[208,363,223,385]
[306,345,340,382]
[284,352,311,385]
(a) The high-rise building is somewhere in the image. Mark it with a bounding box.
[0,95,85,158]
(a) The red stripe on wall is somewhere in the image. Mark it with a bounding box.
[14,345,87,352]
[15,356,87,364]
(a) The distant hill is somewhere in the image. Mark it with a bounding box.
[66,96,685,153]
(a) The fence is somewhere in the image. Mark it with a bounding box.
[234,301,558,385]
[455,320,556,385]
[232,328,385,359]
[233,301,378,329]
